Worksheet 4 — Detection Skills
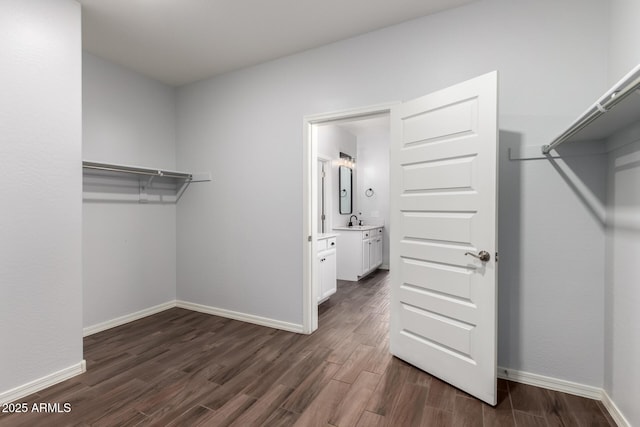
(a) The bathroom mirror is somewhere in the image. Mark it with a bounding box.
[339,166,352,214]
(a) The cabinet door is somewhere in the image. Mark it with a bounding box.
[373,237,383,268]
[322,250,337,299]
[362,239,371,274]
[317,252,325,302]
[318,249,337,301]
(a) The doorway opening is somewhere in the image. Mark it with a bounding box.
[302,103,397,334]
[303,72,498,405]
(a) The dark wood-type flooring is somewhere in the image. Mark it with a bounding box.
[0,271,616,426]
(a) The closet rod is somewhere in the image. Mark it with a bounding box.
[542,64,640,154]
[82,161,192,180]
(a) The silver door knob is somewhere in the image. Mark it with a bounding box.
[465,250,490,262]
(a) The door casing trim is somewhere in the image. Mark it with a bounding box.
[301,102,399,333]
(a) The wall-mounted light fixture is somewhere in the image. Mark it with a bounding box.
[339,152,356,168]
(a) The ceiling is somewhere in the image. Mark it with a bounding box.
[79,0,475,86]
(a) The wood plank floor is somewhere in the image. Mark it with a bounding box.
[0,271,616,426]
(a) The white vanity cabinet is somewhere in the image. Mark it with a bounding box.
[334,226,383,281]
[317,235,338,303]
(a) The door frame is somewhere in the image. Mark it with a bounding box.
[302,102,398,334]
[317,157,330,234]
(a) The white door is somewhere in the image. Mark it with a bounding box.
[389,71,498,405]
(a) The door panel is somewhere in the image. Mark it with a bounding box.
[399,138,480,164]
[401,97,478,146]
[398,240,474,267]
[398,192,480,212]
[398,284,476,326]
[400,211,475,244]
[402,155,477,192]
[398,303,474,357]
[399,257,473,302]
[390,71,498,405]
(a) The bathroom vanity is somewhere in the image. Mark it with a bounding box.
[317,234,338,303]
[333,226,383,281]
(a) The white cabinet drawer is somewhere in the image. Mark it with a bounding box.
[317,237,337,252]
[326,237,337,249]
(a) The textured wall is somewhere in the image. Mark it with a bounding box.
[82,53,177,329]
[608,0,640,84]
[317,124,358,231]
[356,129,390,268]
[0,0,83,396]
[176,0,609,387]
[604,3,640,424]
[605,131,640,426]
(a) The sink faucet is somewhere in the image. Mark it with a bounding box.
[348,215,358,227]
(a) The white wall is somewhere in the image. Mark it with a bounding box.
[605,3,640,425]
[608,0,640,84]
[604,135,640,426]
[176,0,610,387]
[498,142,607,386]
[356,129,390,268]
[317,124,357,231]
[0,0,83,397]
[82,53,177,329]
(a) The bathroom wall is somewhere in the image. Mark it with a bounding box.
[82,53,177,331]
[0,0,83,400]
[176,0,609,387]
[355,124,390,268]
[317,124,358,231]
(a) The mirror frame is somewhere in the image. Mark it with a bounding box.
[338,165,352,214]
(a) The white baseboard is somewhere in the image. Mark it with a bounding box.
[0,360,86,405]
[497,367,602,400]
[601,389,631,427]
[498,367,632,425]
[84,299,306,337]
[176,300,304,333]
[83,301,176,336]
[79,304,633,427]
[3,300,301,404]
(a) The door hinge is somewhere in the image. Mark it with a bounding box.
[308,235,312,242]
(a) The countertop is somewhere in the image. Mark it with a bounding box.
[333,225,383,231]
